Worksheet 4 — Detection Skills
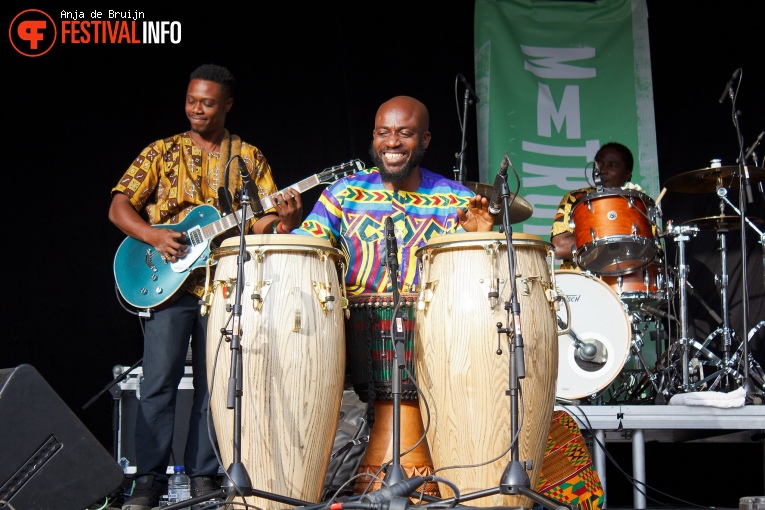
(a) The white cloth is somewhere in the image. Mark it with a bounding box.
[668,386,746,408]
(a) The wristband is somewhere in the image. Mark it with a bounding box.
[272,221,280,234]
[277,222,287,234]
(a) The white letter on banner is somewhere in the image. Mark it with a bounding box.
[522,164,586,190]
[521,46,596,79]
[537,83,581,138]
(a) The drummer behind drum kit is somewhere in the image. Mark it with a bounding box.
[556,162,765,404]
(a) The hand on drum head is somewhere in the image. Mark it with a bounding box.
[457,194,494,232]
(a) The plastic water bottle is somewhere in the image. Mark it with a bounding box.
[167,465,191,504]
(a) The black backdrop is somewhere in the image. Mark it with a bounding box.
[4,1,764,507]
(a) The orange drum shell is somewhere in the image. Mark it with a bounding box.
[602,261,665,300]
[414,232,557,508]
[571,190,653,247]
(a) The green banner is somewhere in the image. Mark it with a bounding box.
[474,0,659,239]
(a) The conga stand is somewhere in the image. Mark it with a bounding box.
[163,186,309,510]
[490,159,569,510]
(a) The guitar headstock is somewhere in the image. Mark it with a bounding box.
[318,159,365,184]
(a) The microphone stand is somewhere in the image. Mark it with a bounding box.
[493,169,569,510]
[728,97,754,396]
[384,218,408,486]
[81,358,143,463]
[453,78,476,185]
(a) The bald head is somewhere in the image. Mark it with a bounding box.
[375,96,430,135]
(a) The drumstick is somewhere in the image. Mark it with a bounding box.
[655,187,667,207]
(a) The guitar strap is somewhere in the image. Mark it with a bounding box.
[218,130,244,206]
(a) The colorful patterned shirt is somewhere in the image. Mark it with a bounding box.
[293,167,474,296]
[111,130,278,297]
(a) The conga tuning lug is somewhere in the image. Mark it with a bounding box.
[416,282,437,312]
[479,277,506,308]
[251,279,271,311]
[311,281,335,313]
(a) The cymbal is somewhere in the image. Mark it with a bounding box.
[465,182,534,224]
[682,215,764,231]
[664,165,765,193]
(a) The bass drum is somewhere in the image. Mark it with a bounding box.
[554,270,632,400]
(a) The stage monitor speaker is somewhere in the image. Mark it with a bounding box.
[0,364,125,510]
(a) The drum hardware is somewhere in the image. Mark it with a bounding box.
[657,220,701,393]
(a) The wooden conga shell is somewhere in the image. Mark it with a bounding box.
[414,232,558,508]
[205,235,346,509]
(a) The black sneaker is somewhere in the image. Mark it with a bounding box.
[122,474,164,510]
[191,475,220,497]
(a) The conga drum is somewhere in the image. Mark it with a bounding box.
[345,293,440,498]
[415,232,559,508]
[205,235,346,509]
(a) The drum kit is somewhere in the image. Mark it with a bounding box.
[193,163,764,509]
[554,163,765,404]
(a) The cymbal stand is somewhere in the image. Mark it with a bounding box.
[663,221,699,392]
[717,187,765,290]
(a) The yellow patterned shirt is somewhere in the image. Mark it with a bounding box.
[111,130,277,298]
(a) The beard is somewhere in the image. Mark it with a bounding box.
[368,141,427,184]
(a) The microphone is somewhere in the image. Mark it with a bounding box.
[743,131,764,162]
[593,161,603,189]
[718,68,741,104]
[238,158,264,218]
[557,317,597,362]
[458,74,480,103]
[385,216,398,273]
[488,153,509,215]
[218,186,234,217]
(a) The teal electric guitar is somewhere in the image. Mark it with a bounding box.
[113,159,364,309]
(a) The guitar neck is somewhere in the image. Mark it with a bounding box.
[197,174,323,242]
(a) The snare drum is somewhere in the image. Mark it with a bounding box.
[415,232,558,508]
[571,188,657,276]
[554,270,632,400]
[205,235,346,509]
[346,294,439,498]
